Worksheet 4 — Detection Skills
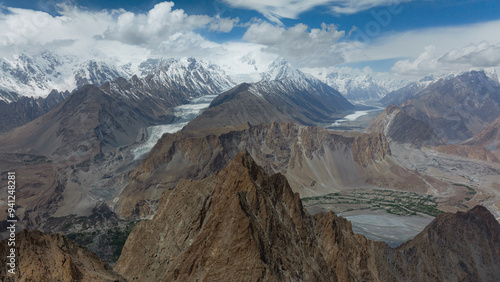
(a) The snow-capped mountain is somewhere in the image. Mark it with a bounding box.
[324,71,407,101]
[0,51,130,99]
[183,58,354,132]
[102,57,235,103]
[142,57,235,96]
[380,68,499,107]
[378,69,500,143]
[380,75,436,106]
[254,58,353,109]
[73,60,130,89]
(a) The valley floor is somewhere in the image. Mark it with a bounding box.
[311,100,500,244]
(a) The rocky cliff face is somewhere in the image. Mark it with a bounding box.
[115,152,500,281]
[116,123,439,218]
[367,105,443,147]
[0,230,124,281]
[383,205,500,281]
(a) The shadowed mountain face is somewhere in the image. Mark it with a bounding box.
[367,105,444,148]
[0,85,149,159]
[0,90,70,132]
[116,122,443,218]
[374,71,500,148]
[379,76,435,106]
[0,230,125,281]
[182,59,354,134]
[115,151,500,281]
[399,71,500,142]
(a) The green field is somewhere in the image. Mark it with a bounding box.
[302,189,444,217]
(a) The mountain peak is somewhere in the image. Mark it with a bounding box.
[483,67,499,83]
[261,57,304,81]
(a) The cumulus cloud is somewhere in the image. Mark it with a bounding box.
[101,2,213,47]
[392,42,500,76]
[243,21,347,67]
[0,2,238,62]
[0,6,111,48]
[222,0,413,24]
[438,42,500,67]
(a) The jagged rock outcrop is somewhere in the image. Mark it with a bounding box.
[116,122,440,218]
[0,230,124,281]
[367,105,444,147]
[115,152,500,281]
[382,205,500,281]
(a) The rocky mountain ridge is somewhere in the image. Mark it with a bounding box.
[182,59,354,134]
[115,151,500,281]
[0,230,124,281]
[0,89,70,132]
[375,70,500,143]
[116,122,442,218]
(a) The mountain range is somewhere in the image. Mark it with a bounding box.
[1,49,500,281]
[116,122,442,218]
[324,71,407,101]
[182,58,354,134]
[115,152,500,281]
[0,51,130,98]
[374,70,500,144]
[3,152,499,281]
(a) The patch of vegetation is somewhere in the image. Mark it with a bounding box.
[302,189,445,217]
[452,183,477,196]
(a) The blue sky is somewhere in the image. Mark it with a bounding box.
[1,0,499,79]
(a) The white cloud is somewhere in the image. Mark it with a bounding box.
[391,45,439,76]
[209,17,240,32]
[391,42,500,77]
[101,2,213,47]
[221,0,332,24]
[0,6,112,49]
[222,0,413,24]
[243,21,347,67]
[0,2,239,64]
[329,0,412,15]
[438,41,500,68]
[346,20,500,64]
